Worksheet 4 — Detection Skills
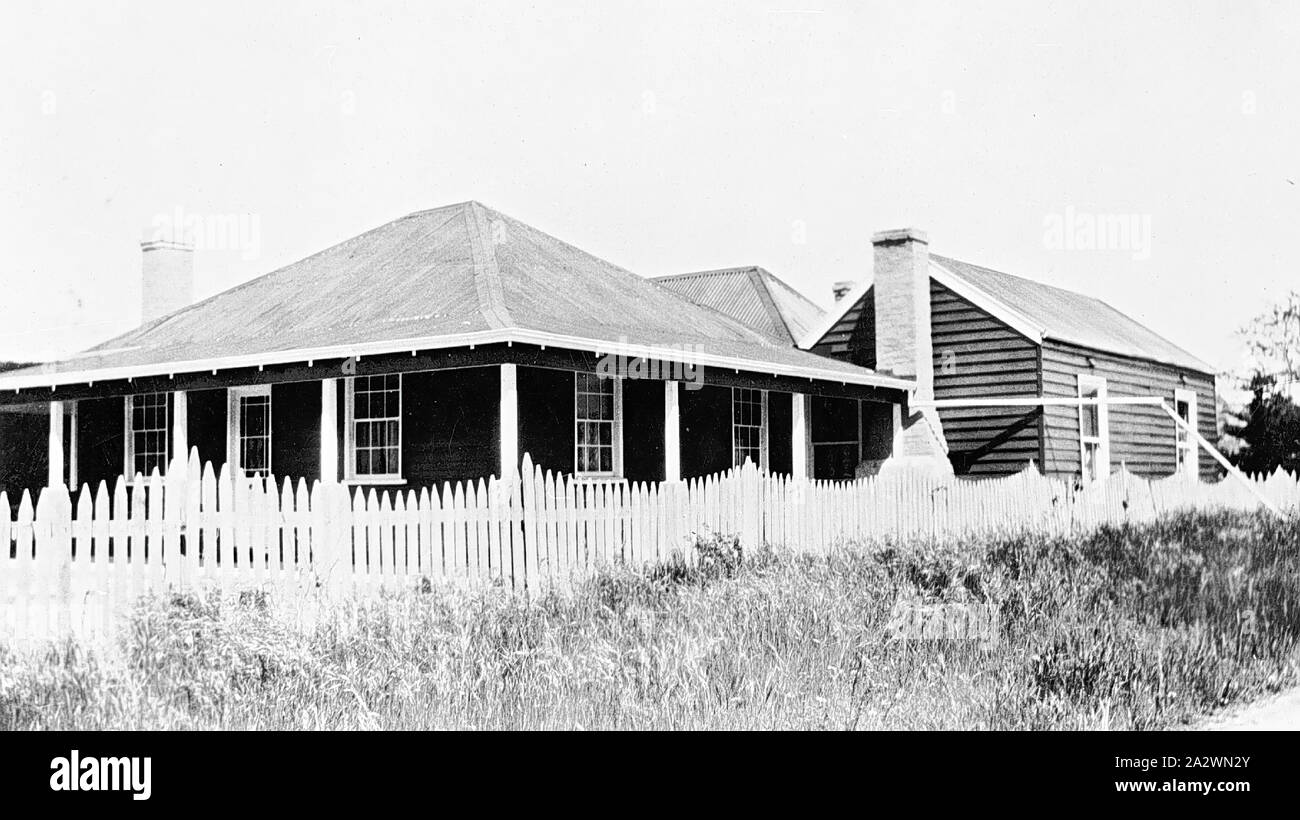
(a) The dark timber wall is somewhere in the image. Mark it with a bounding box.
[518,366,574,478]
[77,396,125,490]
[402,368,499,489]
[811,395,858,479]
[187,389,226,474]
[623,378,665,483]
[1040,342,1218,482]
[767,391,792,475]
[680,384,732,479]
[930,280,1042,476]
[271,381,320,484]
[0,405,49,500]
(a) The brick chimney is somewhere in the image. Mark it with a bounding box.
[871,228,952,474]
[140,231,194,325]
[872,229,933,394]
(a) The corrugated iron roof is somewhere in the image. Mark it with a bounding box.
[930,254,1214,373]
[1,202,905,390]
[652,266,827,346]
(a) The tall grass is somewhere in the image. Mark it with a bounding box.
[2,510,1297,730]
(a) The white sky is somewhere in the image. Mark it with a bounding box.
[1,0,1297,380]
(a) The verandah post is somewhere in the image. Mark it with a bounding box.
[791,393,810,481]
[172,390,188,470]
[664,380,681,483]
[500,364,519,478]
[48,400,64,490]
[320,378,338,484]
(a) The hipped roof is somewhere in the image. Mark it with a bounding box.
[1,202,910,392]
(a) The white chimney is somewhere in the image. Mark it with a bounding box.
[871,227,951,472]
[140,232,195,325]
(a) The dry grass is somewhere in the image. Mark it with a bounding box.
[2,510,1298,730]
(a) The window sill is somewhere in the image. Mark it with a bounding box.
[343,476,407,486]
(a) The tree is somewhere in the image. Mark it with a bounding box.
[1229,374,1300,475]
[1230,292,1300,474]
[1243,290,1300,386]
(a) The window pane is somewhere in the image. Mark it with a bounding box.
[1082,406,1098,438]
[247,439,266,472]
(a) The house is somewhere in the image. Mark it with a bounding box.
[804,228,1219,481]
[0,202,913,500]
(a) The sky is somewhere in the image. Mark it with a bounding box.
[1,0,1297,386]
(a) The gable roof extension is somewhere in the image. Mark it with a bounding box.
[802,251,1213,374]
[0,202,910,391]
[652,266,826,346]
[929,254,1213,373]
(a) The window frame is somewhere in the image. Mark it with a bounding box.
[731,387,768,470]
[1173,387,1199,477]
[227,385,273,478]
[343,373,404,485]
[1076,374,1109,482]
[123,392,171,478]
[573,372,623,479]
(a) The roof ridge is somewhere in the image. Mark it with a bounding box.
[480,209,791,349]
[746,267,793,343]
[466,202,513,330]
[652,266,760,282]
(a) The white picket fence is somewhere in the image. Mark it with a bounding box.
[2,449,1298,648]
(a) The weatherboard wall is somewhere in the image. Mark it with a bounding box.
[928,279,1043,476]
[1039,342,1218,482]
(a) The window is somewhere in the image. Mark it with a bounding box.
[811,395,860,479]
[227,386,272,478]
[1077,375,1109,482]
[1174,388,1198,476]
[574,372,621,476]
[345,374,402,481]
[732,387,767,469]
[125,392,169,476]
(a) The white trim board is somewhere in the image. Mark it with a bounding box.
[1173,387,1199,477]
[927,260,1047,343]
